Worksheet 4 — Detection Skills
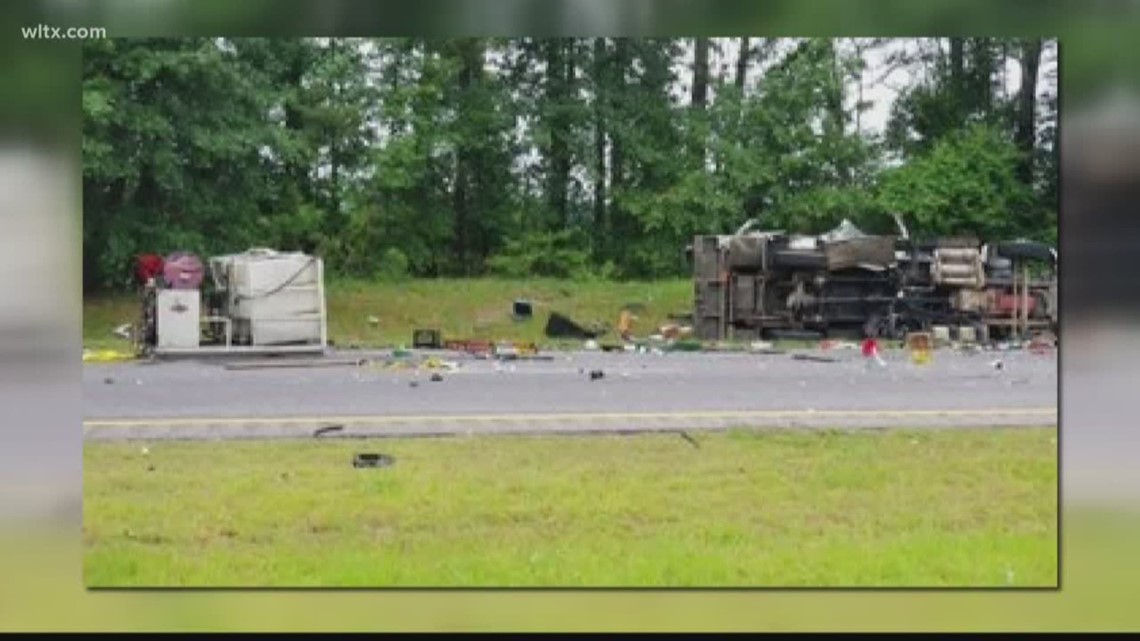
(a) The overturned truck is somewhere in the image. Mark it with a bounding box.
[689,216,1057,343]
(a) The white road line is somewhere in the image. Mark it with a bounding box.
[84,407,1058,429]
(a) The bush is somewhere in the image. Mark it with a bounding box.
[375,247,410,281]
[486,230,592,279]
[876,124,1035,242]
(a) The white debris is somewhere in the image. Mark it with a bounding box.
[113,323,133,340]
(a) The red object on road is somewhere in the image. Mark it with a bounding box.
[862,338,879,358]
[134,254,165,286]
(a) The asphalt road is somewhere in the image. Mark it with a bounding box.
[83,345,1058,441]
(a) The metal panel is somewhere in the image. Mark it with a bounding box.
[733,275,757,317]
[824,237,896,270]
[693,236,722,280]
[696,318,721,341]
[156,289,200,350]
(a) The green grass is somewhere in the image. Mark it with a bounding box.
[83,278,693,351]
[83,427,1058,588]
[83,293,138,352]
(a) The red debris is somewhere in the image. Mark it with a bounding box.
[134,254,165,286]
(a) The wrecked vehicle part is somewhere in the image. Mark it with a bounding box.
[690,214,1057,344]
[545,311,603,340]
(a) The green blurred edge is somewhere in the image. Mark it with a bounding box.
[0,509,1134,631]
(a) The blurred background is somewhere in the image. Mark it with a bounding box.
[1,0,1139,631]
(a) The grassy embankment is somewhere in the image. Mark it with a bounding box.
[84,427,1058,587]
[83,278,694,352]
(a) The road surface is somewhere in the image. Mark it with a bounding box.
[83,346,1057,441]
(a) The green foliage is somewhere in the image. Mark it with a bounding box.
[876,124,1035,241]
[82,37,1057,291]
[374,248,410,281]
[486,230,593,279]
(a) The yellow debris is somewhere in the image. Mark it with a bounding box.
[82,349,135,363]
[906,332,934,366]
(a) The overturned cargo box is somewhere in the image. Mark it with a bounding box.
[209,249,328,348]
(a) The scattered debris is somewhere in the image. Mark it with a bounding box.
[991,359,1005,372]
[513,299,534,320]
[429,373,444,382]
[748,340,785,355]
[656,324,693,340]
[545,311,604,340]
[113,323,133,340]
[445,339,493,356]
[583,339,600,351]
[413,328,442,349]
[667,340,704,352]
[494,343,519,359]
[367,315,380,327]
[792,353,837,363]
[420,357,459,370]
[409,380,420,388]
[861,338,887,367]
[353,453,395,469]
[677,430,701,449]
[103,377,115,385]
[84,349,135,363]
[313,425,344,438]
[589,369,605,381]
[906,332,934,365]
[600,343,624,353]
[618,309,638,341]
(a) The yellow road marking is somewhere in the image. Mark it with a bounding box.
[84,407,1058,429]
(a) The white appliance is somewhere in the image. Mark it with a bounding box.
[156,289,200,350]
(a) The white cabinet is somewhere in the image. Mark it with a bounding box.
[156,289,200,349]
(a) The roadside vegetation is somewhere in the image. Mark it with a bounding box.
[84,426,1058,587]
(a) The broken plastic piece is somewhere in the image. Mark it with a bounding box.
[353,453,395,469]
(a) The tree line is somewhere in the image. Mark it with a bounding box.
[82,37,1057,290]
